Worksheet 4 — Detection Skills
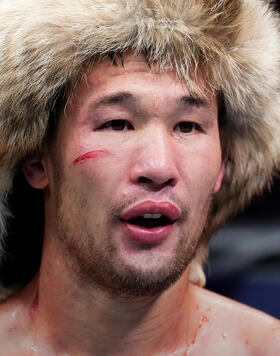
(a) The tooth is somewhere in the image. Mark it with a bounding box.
[142,214,162,219]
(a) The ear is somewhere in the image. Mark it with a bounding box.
[22,156,49,189]
[214,160,226,193]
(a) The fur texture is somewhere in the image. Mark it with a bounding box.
[0,0,280,294]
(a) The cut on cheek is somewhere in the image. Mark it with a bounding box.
[73,149,109,165]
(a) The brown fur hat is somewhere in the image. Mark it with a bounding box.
[0,0,280,295]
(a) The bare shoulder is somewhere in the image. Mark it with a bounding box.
[0,287,34,355]
[192,284,279,326]
[0,293,24,338]
[191,285,280,355]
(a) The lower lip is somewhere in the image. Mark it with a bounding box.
[120,221,175,245]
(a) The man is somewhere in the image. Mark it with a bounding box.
[0,0,279,354]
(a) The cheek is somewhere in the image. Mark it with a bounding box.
[73,149,110,165]
[183,147,222,195]
[200,142,222,181]
[71,148,116,201]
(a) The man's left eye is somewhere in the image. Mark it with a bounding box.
[101,120,134,131]
[175,122,200,133]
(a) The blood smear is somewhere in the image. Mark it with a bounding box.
[73,149,108,165]
[192,312,210,345]
[201,314,209,323]
[29,289,39,322]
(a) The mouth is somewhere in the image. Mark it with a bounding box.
[119,201,180,244]
[127,214,173,229]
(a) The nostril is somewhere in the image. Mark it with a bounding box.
[166,178,176,187]
[138,176,152,184]
[137,176,177,189]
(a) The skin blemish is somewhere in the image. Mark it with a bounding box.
[29,289,39,322]
[153,100,159,110]
[222,333,227,340]
[73,149,109,165]
[245,338,250,345]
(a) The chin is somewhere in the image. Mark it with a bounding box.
[91,247,193,298]
[133,273,186,297]
[102,267,186,298]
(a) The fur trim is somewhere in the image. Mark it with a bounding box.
[0,199,9,250]
[0,0,280,290]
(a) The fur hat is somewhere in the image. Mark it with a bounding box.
[0,0,280,297]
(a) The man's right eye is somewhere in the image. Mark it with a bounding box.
[100,120,134,131]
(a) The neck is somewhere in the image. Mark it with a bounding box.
[27,240,199,356]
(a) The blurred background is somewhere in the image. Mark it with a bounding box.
[206,176,280,318]
[206,0,280,321]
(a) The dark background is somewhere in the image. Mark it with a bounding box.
[206,176,280,318]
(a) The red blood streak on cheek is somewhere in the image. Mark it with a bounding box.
[73,149,109,165]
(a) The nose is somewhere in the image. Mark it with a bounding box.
[130,126,179,191]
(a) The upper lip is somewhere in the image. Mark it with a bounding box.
[120,200,181,222]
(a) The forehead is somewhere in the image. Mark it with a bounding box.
[76,52,215,100]
[87,52,178,85]
[62,52,218,124]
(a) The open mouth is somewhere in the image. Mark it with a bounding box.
[128,214,172,229]
[120,201,180,243]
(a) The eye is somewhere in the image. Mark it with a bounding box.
[100,120,134,131]
[175,122,200,133]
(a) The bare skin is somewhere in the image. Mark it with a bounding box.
[0,53,279,355]
[0,277,279,356]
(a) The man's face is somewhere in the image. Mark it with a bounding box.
[43,54,224,296]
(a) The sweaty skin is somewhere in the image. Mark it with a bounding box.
[0,53,279,355]
[0,278,279,355]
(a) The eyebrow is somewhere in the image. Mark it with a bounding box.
[178,95,210,109]
[92,92,136,108]
[89,91,211,113]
